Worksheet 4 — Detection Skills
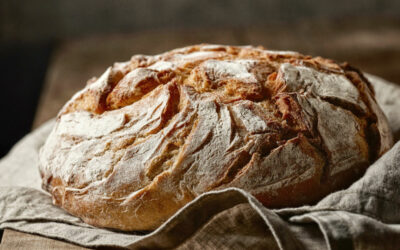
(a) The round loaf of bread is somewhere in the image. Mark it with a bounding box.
[39,44,393,231]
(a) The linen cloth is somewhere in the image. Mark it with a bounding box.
[0,75,399,249]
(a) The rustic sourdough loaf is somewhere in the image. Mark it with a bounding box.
[39,44,393,231]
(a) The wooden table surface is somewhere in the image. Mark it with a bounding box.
[1,25,400,249]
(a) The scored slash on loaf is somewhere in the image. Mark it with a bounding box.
[39,44,393,230]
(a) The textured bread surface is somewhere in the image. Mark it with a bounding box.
[39,44,393,231]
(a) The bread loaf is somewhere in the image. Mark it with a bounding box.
[39,44,393,231]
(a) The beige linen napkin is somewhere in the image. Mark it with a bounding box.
[0,75,399,249]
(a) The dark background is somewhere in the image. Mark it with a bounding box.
[1,0,400,157]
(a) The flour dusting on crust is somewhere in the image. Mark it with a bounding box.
[39,44,393,231]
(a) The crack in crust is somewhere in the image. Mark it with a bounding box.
[39,44,393,231]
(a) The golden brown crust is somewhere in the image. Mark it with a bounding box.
[39,44,393,230]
